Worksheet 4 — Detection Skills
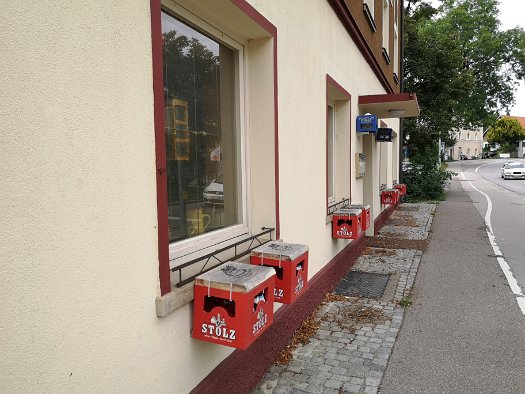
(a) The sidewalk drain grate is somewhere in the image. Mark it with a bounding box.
[333,271,390,298]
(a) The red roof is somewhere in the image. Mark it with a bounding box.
[502,115,525,129]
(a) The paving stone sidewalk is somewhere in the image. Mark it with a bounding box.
[253,203,436,394]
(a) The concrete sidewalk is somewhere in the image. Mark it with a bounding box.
[254,179,525,393]
[380,179,525,393]
[253,202,435,394]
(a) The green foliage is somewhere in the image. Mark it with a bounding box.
[486,117,525,150]
[498,142,516,154]
[399,298,413,308]
[403,0,525,157]
[402,0,525,198]
[402,146,456,201]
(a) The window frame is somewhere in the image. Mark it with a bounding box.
[381,0,390,60]
[152,0,279,296]
[326,75,352,215]
[327,102,336,206]
[160,4,251,266]
[393,0,399,80]
[363,0,377,31]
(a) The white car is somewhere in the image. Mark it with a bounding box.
[501,162,525,180]
[203,175,224,204]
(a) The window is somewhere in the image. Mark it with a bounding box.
[326,75,351,214]
[382,0,390,62]
[161,9,247,255]
[154,2,278,296]
[327,103,336,205]
[364,0,377,31]
[393,0,399,79]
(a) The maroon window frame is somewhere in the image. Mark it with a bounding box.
[326,74,352,214]
[150,0,279,296]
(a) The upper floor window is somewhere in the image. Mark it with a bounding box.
[382,0,390,61]
[364,0,377,31]
[393,0,399,77]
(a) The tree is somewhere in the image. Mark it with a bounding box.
[486,117,525,152]
[403,0,525,159]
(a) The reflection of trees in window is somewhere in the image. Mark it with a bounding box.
[162,16,222,202]
[163,31,221,136]
[163,29,222,187]
[161,12,238,242]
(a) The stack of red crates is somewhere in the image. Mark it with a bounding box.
[193,261,276,349]
[332,208,363,239]
[394,183,407,196]
[348,204,371,232]
[381,189,399,205]
[250,241,309,304]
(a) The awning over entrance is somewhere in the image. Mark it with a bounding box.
[358,93,420,118]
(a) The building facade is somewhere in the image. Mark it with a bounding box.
[448,126,484,160]
[2,0,418,392]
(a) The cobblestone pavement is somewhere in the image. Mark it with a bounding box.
[253,203,436,394]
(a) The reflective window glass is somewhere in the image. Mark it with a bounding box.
[161,11,240,242]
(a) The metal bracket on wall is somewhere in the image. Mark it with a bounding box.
[171,227,275,288]
[327,198,350,216]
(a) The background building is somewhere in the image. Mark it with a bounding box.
[448,126,484,160]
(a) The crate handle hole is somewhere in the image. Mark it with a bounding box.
[253,288,268,312]
[204,295,236,317]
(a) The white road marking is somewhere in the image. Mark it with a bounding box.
[474,163,489,173]
[460,171,525,315]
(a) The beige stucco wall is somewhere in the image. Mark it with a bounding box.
[256,0,398,272]
[0,1,187,392]
[1,0,402,392]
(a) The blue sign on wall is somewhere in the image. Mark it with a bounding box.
[356,115,378,134]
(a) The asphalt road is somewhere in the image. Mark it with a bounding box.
[380,161,525,393]
[473,158,525,195]
[453,158,525,308]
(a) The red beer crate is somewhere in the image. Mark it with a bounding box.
[394,183,407,196]
[381,189,399,205]
[348,204,371,231]
[250,241,309,304]
[332,208,362,239]
[193,262,276,350]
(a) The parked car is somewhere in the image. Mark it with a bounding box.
[203,174,224,204]
[501,162,525,180]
